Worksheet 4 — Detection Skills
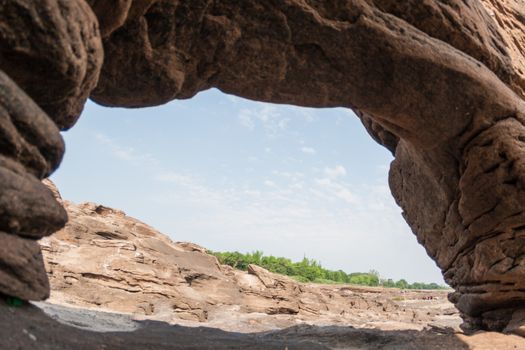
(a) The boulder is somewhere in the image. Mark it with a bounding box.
[0,232,49,300]
[0,0,103,129]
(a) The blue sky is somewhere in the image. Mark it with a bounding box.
[51,88,444,284]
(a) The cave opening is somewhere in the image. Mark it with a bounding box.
[50,88,443,285]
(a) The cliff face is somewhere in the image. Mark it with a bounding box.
[1,0,525,331]
[40,199,458,333]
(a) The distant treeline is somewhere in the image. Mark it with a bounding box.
[209,250,448,290]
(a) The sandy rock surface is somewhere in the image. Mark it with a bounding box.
[1,0,525,334]
[40,200,461,334]
[28,199,525,348]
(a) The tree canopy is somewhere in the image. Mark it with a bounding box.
[209,250,448,290]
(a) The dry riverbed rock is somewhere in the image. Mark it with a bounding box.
[34,198,525,349]
[0,0,524,334]
[40,199,460,333]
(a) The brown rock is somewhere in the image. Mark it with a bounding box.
[85,0,132,38]
[0,71,67,302]
[41,199,458,332]
[87,1,525,330]
[0,0,103,129]
[0,71,64,178]
[481,0,525,98]
[42,179,64,206]
[0,72,67,239]
[0,231,49,300]
[41,201,241,322]
[1,0,525,332]
[85,0,157,37]
[2,299,525,350]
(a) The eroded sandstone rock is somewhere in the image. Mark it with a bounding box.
[0,0,523,332]
[0,232,49,300]
[0,0,103,129]
[0,72,67,240]
[40,199,459,332]
[85,0,157,38]
[0,72,67,301]
[0,0,103,303]
[86,0,525,331]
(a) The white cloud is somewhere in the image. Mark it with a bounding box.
[225,94,242,104]
[314,177,358,205]
[143,162,440,283]
[155,172,194,186]
[264,180,276,187]
[324,165,347,179]
[290,182,304,190]
[238,105,290,135]
[94,133,156,166]
[238,110,255,129]
[301,146,317,155]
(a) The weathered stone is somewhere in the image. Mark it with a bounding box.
[481,0,525,98]
[0,71,64,178]
[0,231,49,300]
[85,0,132,38]
[42,179,64,206]
[0,0,103,129]
[0,71,67,302]
[0,165,66,239]
[87,0,525,331]
[85,0,157,37]
[41,198,459,332]
[1,0,525,332]
[0,72,67,239]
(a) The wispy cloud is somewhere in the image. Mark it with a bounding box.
[324,165,347,179]
[238,105,290,135]
[301,146,317,155]
[314,177,358,204]
[94,133,157,166]
[264,180,276,187]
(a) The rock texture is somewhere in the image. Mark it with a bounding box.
[0,72,68,300]
[0,0,105,285]
[40,200,459,333]
[0,0,103,129]
[5,302,525,350]
[0,0,524,333]
[33,199,525,349]
[0,0,103,303]
[86,0,525,331]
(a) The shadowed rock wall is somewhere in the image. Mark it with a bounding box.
[0,0,524,332]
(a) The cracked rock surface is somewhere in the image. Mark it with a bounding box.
[31,197,525,349]
[87,0,525,331]
[0,0,525,333]
[41,199,459,332]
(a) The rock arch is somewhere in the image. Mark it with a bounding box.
[0,0,525,331]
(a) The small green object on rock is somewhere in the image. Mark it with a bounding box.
[5,296,24,307]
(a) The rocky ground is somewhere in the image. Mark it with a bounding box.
[2,0,525,335]
[40,197,461,334]
[1,300,523,350]
[2,190,516,348]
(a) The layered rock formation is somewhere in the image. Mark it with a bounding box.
[0,0,103,299]
[1,0,525,331]
[40,199,459,332]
